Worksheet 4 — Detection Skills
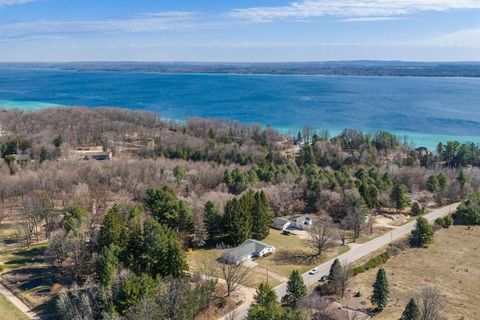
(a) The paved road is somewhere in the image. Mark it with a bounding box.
[223,202,459,319]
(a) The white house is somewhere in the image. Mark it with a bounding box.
[289,214,313,230]
[222,239,275,265]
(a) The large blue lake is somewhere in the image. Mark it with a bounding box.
[1,67,479,148]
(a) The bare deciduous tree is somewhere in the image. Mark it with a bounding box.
[418,285,447,320]
[220,262,250,297]
[301,292,334,319]
[309,224,336,257]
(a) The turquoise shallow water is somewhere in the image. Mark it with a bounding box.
[0,67,479,149]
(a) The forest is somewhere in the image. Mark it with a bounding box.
[0,107,479,319]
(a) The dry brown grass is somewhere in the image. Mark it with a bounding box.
[343,226,480,319]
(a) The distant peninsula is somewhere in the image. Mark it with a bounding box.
[2,61,480,77]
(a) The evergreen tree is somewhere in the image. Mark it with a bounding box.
[140,218,188,278]
[247,282,283,320]
[223,198,252,245]
[144,186,193,232]
[457,169,468,196]
[282,270,307,308]
[39,146,49,163]
[409,217,434,247]
[371,268,389,311]
[437,173,448,191]
[53,134,63,148]
[390,183,410,212]
[97,245,119,288]
[98,205,127,250]
[251,191,274,240]
[400,298,420,320]
[426,176,439,193]
[328,258,342,281]
[173,165,185,182]
[62,206,88,235]
[204,201,223,241]
[455,193,480,225]
[116,273,156,315]
[410,201,422,216]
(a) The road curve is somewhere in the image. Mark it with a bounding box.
[222,202,459,319]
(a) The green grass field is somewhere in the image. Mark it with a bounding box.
[0,293,30,320]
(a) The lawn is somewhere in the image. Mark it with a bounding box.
[1,218,55,317]
[0,290,30,320]
[343,226,480,319]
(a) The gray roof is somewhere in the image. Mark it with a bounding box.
[289,214,311,224]
[224,239,274,261]
[272,217,290,228]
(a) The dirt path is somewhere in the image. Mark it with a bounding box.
[0,283,39,320]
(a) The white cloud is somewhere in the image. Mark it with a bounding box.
[230,0,480,22]
[0,0,34,6]
[341,16,405,22]
[0,12,199,40]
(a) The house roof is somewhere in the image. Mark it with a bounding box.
[289,214,312,224]
[272,217,290,227]
[223,239,274,261]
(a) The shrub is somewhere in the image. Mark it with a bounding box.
[217,297,227,308]
[315,281,337,296]
[353,252,390,276]
[435,215,453,228]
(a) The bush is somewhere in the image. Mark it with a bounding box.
[217,297,227,308]
[435,215,453,228]
[353,252,390,276]
[315,281,337,296]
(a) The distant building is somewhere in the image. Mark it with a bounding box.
[69,146,112,161]
[289,214,313,230]
[271,217,291,231]
[82,151,112,161]
[11,154,31,164]
[222,239,275,265]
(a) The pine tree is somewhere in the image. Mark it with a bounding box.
[400,298,420,320]
[371,268,389,311]
[97,245,119,288]
[410,201,422,216]
[426,175,439,193]
[98,205,127,250]
[140,218,188,278]
[223,198,252,245]
[409,217,434,247]
[457,169,468,197]
[328,258,342,281]
[144,186,193,232]
[390,183,410,212]
[282,270,307,308]
[247,282,283,320]
[251,191,274,240]
[204,201,223,241]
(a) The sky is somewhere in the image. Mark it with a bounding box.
[1,0,480,62]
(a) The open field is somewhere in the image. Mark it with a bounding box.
[0,292,30,320]
[344,226,480,319]
[0,215,55,318]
